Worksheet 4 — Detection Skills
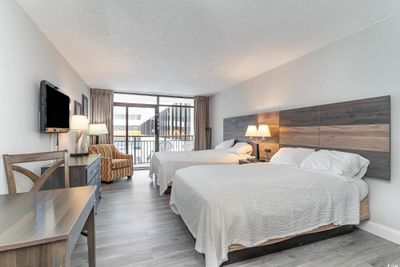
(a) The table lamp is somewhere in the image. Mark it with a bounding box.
[70,115,89,156]
[89,124,109,144]
[245,124,271,160]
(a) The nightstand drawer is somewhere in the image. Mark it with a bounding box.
[87,158,100,183]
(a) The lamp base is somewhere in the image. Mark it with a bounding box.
[256,143,260,160]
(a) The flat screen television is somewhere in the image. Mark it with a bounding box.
[40,80,70,133]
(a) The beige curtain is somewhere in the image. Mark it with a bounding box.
[90,89,114,144]
[194,96,209,150]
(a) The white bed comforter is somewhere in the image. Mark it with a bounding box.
[170,163,365,267]
[149,150,247,195]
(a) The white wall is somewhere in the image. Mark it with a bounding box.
[0,0,89,194]
[210,14,400,240]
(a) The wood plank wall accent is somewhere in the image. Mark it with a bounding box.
[223,96,391,180]
[280,106,321,147]
[223,112,280,158]
[280,96,390,180]
[223,114,257,142]
[223,114,258,155]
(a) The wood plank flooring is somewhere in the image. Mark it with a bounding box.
[71,171,400,267]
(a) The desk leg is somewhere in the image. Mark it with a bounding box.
[87,207,96,267]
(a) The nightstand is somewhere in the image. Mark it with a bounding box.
[41,154,102,210]
[239,158,269,164]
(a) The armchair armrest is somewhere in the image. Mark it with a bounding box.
[114,150,133,160]
[98,156,113,182]
[101,156,112,169]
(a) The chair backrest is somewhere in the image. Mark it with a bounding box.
[89,144,114,158]
[3,150,69,194]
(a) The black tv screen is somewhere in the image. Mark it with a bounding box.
[40,81,70,133]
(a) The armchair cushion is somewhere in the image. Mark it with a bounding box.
[112,159,132,169]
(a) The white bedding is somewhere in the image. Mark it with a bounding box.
[149,150,248,195]
[170,163,367,267]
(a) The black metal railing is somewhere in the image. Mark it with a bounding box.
[114,135,194,167]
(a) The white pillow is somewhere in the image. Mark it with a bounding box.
[215,139,235,151]
[352,164,369,180]
[270,147,315,167]
[227,142,253,156]
[300,150,370,180]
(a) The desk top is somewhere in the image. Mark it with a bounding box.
[42,154,100,169]
[68,154,101,167]
[0,186,96,252]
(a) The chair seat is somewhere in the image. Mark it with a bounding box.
[112,159,132,169]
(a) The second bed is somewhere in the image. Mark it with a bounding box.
[170,162,369,267]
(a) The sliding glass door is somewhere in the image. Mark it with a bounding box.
[128,107,156,167]
[113,93,194,169]
[113,106,128,153]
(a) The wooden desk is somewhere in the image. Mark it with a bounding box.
[0,186,96,267]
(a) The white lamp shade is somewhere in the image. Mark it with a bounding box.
[89,124,109,135]
[70,115,89,130]
[256,124,271,137]
[245,125,258,137]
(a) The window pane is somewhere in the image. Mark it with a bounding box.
[159,106,194,137]
[113,106,126,153]
[114,93,157,104]
[159,96,193,106]
[159,105,194,152]
[128,107,155,136]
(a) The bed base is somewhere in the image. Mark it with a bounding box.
[223,197,369,265]
[222,225,354,266]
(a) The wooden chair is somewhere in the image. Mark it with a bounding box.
[3,150,69,194]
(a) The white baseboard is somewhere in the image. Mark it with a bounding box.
[357,221,400,245]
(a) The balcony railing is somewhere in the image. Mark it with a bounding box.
[114,135,194,168]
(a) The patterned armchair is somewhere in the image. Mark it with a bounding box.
[88,144,133,183]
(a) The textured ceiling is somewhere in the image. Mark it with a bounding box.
[16,0,400,96]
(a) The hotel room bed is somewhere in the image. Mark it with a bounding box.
[150,149,251,195]
[170,163,369,267]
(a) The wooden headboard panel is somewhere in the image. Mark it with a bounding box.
[223,114,257,156]
[280,96,390,180]
[223,112,280,158]
[223,96,391,180]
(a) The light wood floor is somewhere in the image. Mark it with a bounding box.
[71,171,400,267]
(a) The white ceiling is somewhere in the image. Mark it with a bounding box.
[16,0,400,96]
